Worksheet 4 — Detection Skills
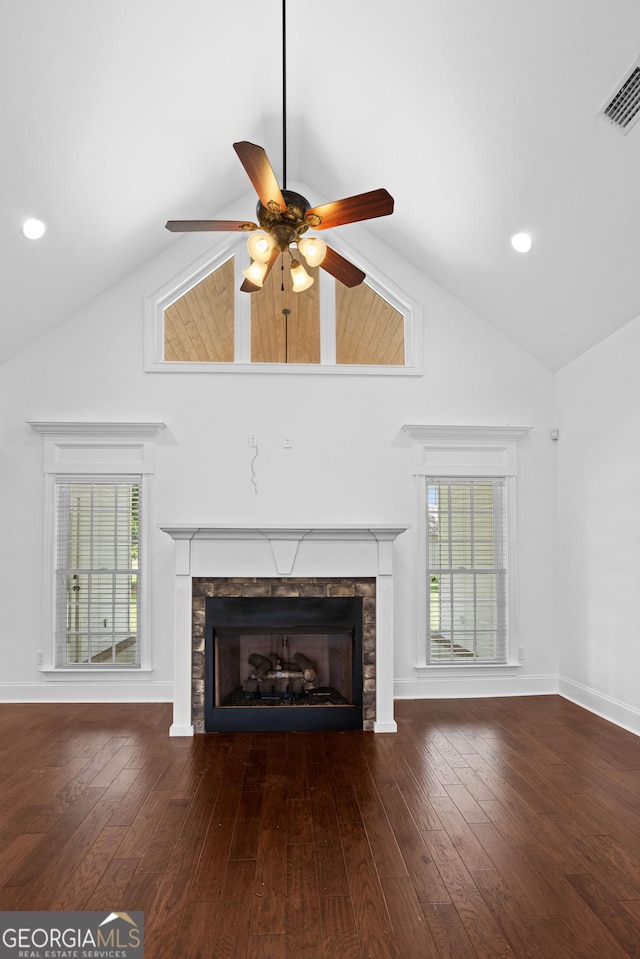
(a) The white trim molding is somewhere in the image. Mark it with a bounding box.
[0,681,173,704]
[559,677,640,738]
[399,424,531,476]
[29,421,166,475]
[395,673,558,700]
[30,421,165,683]
[399,424,531,675]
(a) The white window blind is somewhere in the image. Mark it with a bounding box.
[54,480,141,667]
[427,477,507,664]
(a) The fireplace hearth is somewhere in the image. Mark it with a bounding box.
[205,595,364,732]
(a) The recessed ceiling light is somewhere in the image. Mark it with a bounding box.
[511,232,533,254]
[22,218,46,240]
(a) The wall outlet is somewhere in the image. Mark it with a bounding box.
[36,650,44,666]
[248,434,257,448]
[282,434,293,449]
[518,646,525,662]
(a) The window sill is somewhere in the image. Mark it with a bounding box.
[40,667,153,682]
[415,663,523,679]
[146,360,422,377]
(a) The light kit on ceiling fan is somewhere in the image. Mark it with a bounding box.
[247,232,276,263]
[164,0,394,292]
[289,259,314,292]
[241,257,271,288]
[298,236,327,267]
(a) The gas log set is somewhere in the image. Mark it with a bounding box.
[220,646,348,707]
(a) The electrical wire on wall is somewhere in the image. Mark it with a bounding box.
[249,442,259,494]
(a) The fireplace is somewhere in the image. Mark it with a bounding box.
[205,595,364,731]
[160,525,407,736]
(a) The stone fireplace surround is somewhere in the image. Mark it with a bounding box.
[160,525,407,736]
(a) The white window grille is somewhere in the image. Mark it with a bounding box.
[427,477,508,664]
[54,480,141,667]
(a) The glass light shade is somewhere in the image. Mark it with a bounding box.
[242,259,269,287]
[247,232,275,263]
[22,218,46,240]
[290,260,314,292]
[298,236,327,267]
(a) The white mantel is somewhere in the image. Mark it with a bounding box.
[160,525,408,736]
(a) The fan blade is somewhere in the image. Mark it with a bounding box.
[320,246,366,288]
[233,141,286,212]
[165,219,258,233]
[240,249,281,293]
[307,188,394,230]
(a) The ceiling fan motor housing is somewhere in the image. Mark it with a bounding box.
[165,142,393,289]
[257,190,314,249]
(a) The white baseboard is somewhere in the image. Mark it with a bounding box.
[0,682,174,703]
[558,677,640,738]
[3,678,638,741]
[394,673,558,700]
[394,674,640,740]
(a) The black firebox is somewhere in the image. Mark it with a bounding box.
[205,596,363,732]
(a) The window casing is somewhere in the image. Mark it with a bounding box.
[427,477,507,664]
[400,424,529,673]
[144,236,422,375]
[30,421,164,679]
[54,479,141,667]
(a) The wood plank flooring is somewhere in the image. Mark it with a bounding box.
[1,696,640,958]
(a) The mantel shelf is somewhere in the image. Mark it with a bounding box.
[160,525,408,543]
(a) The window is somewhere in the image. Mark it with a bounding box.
[163,257,235,362]
[399,423,529,672]
[427,478,507,664]
[145,237,422,375]
[55,480,141,667]
[249,260,321,364]
[335,281,404,366]
[30,420,164,679]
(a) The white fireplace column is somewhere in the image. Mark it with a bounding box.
[160,525,408,736]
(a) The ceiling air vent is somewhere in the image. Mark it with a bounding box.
[598,57,640,134]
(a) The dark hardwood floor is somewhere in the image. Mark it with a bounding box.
[1,696,640,958]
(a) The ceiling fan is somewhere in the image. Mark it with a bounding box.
[164,3,394,294]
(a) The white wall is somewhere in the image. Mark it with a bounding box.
[555,313,640,734]
[0,217,558,707]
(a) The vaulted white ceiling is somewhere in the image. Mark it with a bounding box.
[2,0,640,370]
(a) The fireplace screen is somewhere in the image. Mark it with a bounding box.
[205,596,363,732]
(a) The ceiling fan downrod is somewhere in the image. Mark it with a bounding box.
[282,0,287,191]
[163,0,394,293]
